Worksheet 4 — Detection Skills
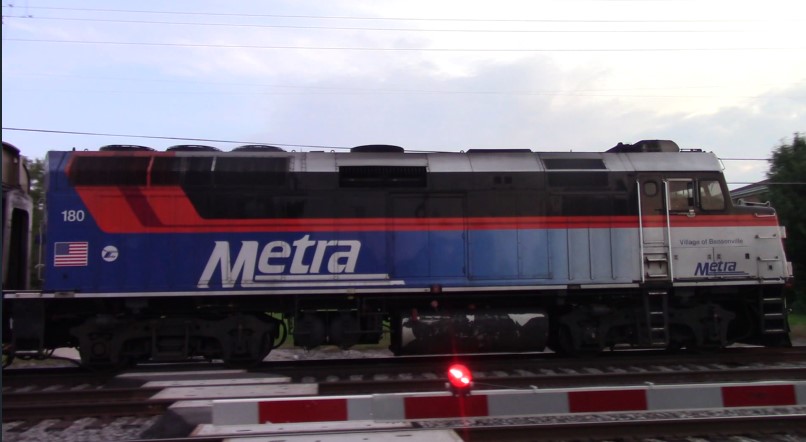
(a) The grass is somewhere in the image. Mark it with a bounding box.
[789,313,806,340]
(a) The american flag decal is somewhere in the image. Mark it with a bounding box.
[54,242,89,267]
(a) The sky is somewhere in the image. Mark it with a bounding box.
[2,0,804,189]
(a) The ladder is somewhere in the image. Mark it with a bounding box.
[643,252,670,279]
[644,290,669,346]
[760,291,787,334]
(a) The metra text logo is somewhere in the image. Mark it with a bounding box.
[694,261,748,277]
[198,235,378,288]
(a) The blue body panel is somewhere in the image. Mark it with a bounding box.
[45,226,642,293]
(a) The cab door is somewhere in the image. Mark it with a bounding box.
[637,176,671,281]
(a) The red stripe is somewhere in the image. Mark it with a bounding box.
[568,390,648,413]
[258,398,348,423]
[120,187,165,227]
[73,186,781,234]
[404,395,489,419]
[722,385,796,407]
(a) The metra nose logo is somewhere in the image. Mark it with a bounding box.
[694,261,748,277]
[198,235,361,288]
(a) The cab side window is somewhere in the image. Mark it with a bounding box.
[668,180,694,211]
[699,179,725,211]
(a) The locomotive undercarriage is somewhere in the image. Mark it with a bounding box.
[5,297,285,368]
[383,286,790,356]
[549,296,737,355]
[543,286,790,355]
[69,313,281,367]
[3,284,790,369]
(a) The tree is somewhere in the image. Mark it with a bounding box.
[767,133,806,311]
[25,157,45,289]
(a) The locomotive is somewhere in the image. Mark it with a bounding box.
[1,140,793,368]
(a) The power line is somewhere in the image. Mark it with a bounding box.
[2,74,774,101]
[720,158,770,161]
[8,127,805,185]
[7,71,801,99]
[728,182,805,185]
[0,127,787,163]
[1,127,348,151]
[2,15,762,34]
[3,5,793,23]
[1,86,762,99]
[6,38,801,52]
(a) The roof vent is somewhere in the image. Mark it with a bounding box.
[339,165,425,187]
[232,144,286,152]
[544,158,606,170]
[100,144,154,152]
[351,144,404,153]
[167,145,221,152]
[607,140,679,153]
[467,149,533,153]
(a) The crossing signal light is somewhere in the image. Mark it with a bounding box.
[446,363,473,395]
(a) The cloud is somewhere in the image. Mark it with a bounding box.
[2,0,803,178]
[243,57,803,188]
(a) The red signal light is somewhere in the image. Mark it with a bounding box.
[447,363,473,392]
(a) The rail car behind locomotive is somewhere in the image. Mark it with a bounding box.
[2,140,793,367]
[2,142,33,365]
[2,142,32,291]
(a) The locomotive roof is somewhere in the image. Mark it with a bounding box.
[299,150,722,173]
[51,140,723,175]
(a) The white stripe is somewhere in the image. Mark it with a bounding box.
[212,400,259,425]
[242,279,404,288]
[347,397,375,420]
[647,385,721,410]
[674,280,784,287]
[487,390,569,415]
[253,273,390,282]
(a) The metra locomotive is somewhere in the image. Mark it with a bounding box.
[2,140,793,367]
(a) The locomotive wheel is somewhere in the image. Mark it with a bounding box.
[555,325,576,356]
[222,331,273,368]
[666,325,696,352]
[329,313,361,349]
[293,314,326,349]
[556,325,600,357]
[223,328,275,368]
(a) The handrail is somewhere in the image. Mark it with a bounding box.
[636,179,645,284]
[663,180,674,281]
[755,234,778,239]
[146,156,155,187]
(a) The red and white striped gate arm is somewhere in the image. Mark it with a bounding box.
[212,381,806,425]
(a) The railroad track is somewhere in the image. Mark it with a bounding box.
[2,387,171,421]
[3,347,806,441]
[424,408,806,442]
[306,348,806,394]
[230,346,806,395]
